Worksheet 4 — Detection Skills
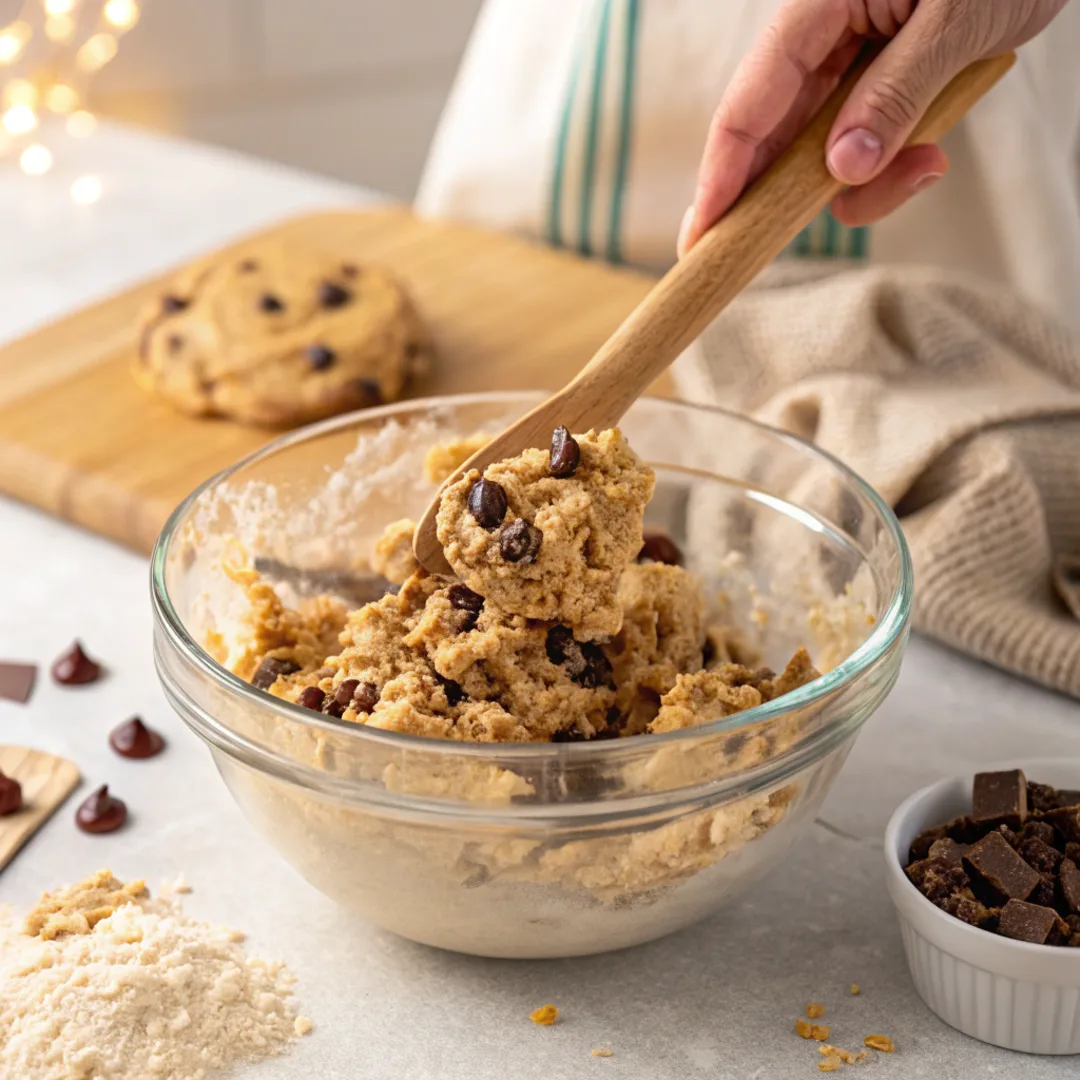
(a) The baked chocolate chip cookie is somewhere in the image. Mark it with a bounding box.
[134,243,431,426]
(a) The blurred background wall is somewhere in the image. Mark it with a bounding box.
[87,0,484,197]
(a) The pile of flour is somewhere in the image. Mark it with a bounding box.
[0,873,310,1080]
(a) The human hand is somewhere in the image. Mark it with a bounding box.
[679,0,1070,254]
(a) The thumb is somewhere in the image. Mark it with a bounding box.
[827,8,979,186]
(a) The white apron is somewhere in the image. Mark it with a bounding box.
[417,0,1080,331]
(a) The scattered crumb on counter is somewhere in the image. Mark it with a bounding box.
[530,1004,559,1026]
[796,1019,830,1041]
[864,1035,895,1053]
[295,1016,314,1036]
[819,1044,867,1065]
[806,1003,825,1019]
[818,1056,842,1072]
[849,983,860,996]
[161,871,192,895]
[591,1047,614,1058]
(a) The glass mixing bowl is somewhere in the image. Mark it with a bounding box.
[151,392,912,958]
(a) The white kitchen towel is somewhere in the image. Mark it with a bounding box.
[417,0,1080,330]
[675,262,1080,698]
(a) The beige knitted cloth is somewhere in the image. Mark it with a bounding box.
[675,263,1080,698]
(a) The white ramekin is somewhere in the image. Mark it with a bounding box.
[884,758,1080,1055]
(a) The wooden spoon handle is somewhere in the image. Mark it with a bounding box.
[552,50,1016,433]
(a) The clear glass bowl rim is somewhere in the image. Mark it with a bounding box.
[150,390,913,769]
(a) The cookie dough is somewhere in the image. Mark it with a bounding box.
[435,428,655,640]
[231,426,819,745]
[134,242,432,426]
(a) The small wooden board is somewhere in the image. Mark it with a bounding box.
[0,208,659,554]
[0,746,81,873]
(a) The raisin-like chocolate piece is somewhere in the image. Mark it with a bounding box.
[162,294,188,313]
[352,681,379,714]
[318,282,352,308]
[499,519,542,564]
[448,584,484,613]
[297,686,326,712]
[323,678,360,719]
[548,426,580,478]
[544,626,612,688]
[259,293,284,313]
[436,674,465,707]
[552,726,590,743]
[354,378,382,406]
[467,478,507,530]
[306,344,336,371]
[252,655,301,690]
[238,258,258,272]
[638,531,683,566]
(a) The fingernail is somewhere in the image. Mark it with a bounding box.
[827,128,884,185]
[676,205,695,259]
[912,171,944,193]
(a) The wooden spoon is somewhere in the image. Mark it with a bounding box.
[414,50,1015,575]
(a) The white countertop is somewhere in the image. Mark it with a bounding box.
[1,121,1078,1080]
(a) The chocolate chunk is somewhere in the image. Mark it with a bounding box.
[1019,836,1063,877]
[75,785,127,834]
[0,661,36,704]
[318,281,352,308]
[945,816,984,845]
[963,831,1041,903]
[354,378,382,406]
[1044,807,1080,844]
[0,771,22,815]
[258,292,284,313]
[1019,820,1057,847]
[1060,859,1080,913]
[638,531,683,566]
[1059,790,1080,810]
[1028,781,1062,814]
[306,344,336,371]
[1067,842,1080,864]
[334,679,360,708]
[297,686,326,712]
[943,891,997,929]
[928,838,969,866]
[252,655,301,690]
[238,258,258,272]
[50,640,102,685]
[999,898,1065,944]
[909,824,949,864]
[906,856,969,906]
[997,824,1021,849]
[467,478,507,530]
[109,716,165,759]
[352,681,379,714]
[973,769,1028,829]
[548,426,580,478]
[499,519,542,564]
[544,627,613,690]
[1029,876,1057,909]
[436,674,465,707]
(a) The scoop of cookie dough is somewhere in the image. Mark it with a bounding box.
[134,242,432,426]
[435,428,655,640]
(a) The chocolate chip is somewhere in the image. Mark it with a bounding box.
[467,478,507,530]
[259,292,284,313]
[323,678,360,719]
[499,519,542,563]
[354,378,382,406]
[638,531,683,566]
[549,426,580,478]
[50,640,102,686]
[318,282,352,308]
[341,263,358,278]
[436,674,465,707]
[552,726,590,743]
[448,584,484,613]
[252,655,301,690]
[238,258,258,272]
[545,627,613,689]
[297,686,326,712]
[109,716,165,760]
[0,771,22,815]
[305,344,336,370]
[162,294,188,313]
[352,681,379,714]
[75,785,127,834]
[0,661,36,704]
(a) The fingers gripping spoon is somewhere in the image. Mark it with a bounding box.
[414,51,1015,576]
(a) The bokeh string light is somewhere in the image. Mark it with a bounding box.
[0,0,144,183]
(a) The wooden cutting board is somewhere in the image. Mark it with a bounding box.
[0,208,660,554]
